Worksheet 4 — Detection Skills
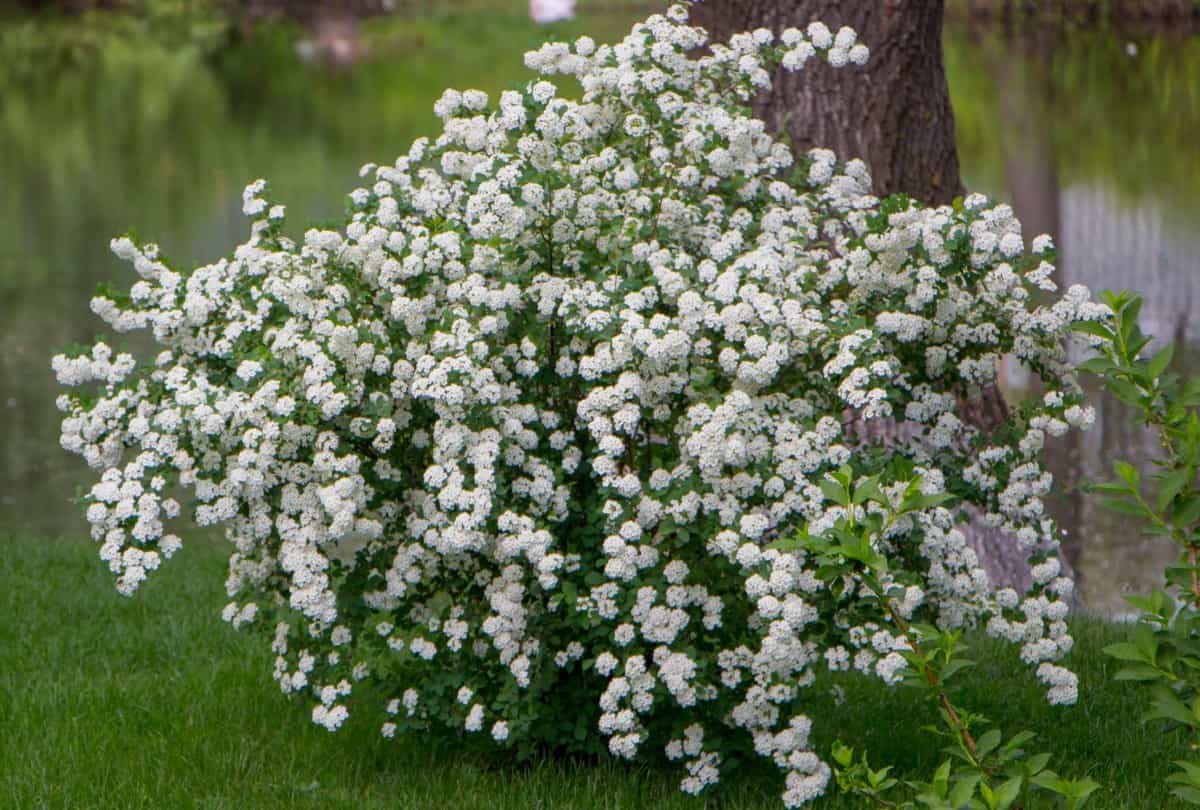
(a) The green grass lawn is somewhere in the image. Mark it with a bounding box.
[0,533,1182,808]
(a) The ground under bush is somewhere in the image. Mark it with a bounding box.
[0,533,1180,809]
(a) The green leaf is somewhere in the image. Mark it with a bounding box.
[940,658,976,681]
[917,491,956,509]
[1157,467,1194,512]
[852,476,887,506]
[1106,377,1146,407]
[1084,481,1134,496]
[867,764,894,788]
[819,477,848,507]
[1123,589,1176,620]
[1113,663,1165,682]
[993,776,1023,809]
[1065,778,1102,806]
[1099,288,1128,308]
[1148,343,1176,378]
[1134,623,1159,659]
[975,729,1002,758]
[979,780,996,809]
[1114,461,1141,488]
[1171,760,1200,782]
[932,759,952,795]
[1183,380,1200,407]
[949,773,981,807]
[1025,751,1052,775]
[1175,496,1200,527]
[831,740,854,767]
[1169,786,1200,805]
[766,536,802,552]
[1147,690,1197,727]
[1076,356,1116,375]
[864,550,889,574]
[1001,729,1035,754]
[1070,320,1114,341]
[1031,770,1063,791]
[1124,295,1145,334]
[1102,642,1148,663]
[1100,497,1149,517]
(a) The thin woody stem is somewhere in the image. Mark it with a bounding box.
[871,583,995,777]
[1190,548,1200,609]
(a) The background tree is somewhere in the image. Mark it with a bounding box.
[691,0,1074,596]
[690,0,964,205]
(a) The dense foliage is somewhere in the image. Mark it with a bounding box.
[55,6,1109,804]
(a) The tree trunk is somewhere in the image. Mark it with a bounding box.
[690,0,1077,599]
[690,0,965,205]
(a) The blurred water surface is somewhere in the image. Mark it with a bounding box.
[1,5,1196,612]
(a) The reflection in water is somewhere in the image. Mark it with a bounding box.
[959,20,1200,612]
[1061,187,1200,346]
[1,9,1197,613]
[0,7,639,538]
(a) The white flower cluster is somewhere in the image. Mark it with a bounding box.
[55,6,1105,806]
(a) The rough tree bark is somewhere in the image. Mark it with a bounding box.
[690,0,965,205]
[690,0,1076,598]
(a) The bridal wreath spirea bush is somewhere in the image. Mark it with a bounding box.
[55,6,1108,805]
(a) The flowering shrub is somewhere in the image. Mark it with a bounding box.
[55,6,1108,805]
